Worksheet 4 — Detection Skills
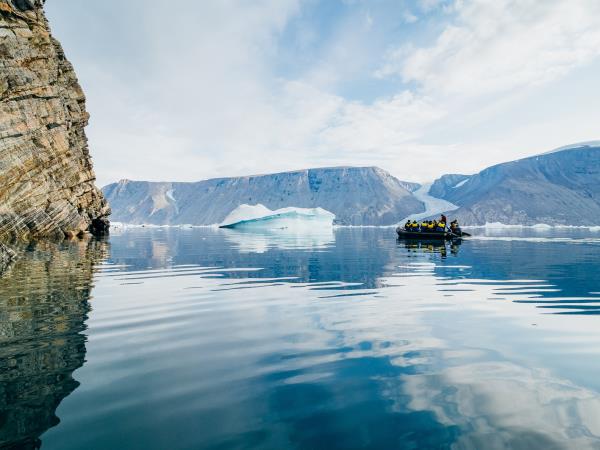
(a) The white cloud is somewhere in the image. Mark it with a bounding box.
[417,0,446,13]
[404,12,419,23]
[47,0,600,186]
[384,0,600,98]
[403,11,418,24]
[318,91,444,154]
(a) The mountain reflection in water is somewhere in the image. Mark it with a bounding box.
[0,239,108,449]
[2,227,600,449]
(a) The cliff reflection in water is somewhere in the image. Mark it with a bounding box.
[0,239,107,449]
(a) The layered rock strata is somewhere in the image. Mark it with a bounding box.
[0,0,109,242]
[0,242,15,271]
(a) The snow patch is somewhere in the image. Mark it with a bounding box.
[541,140,600,156]
[220,204,335,230]
[453,179,468,188]
[165,189,176,202]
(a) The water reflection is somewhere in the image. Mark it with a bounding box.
[0,239,107,449]
[398,237,462,258]
[222,228,335,253]
[3,228,600,449]
[404,360,600,449]
[108,227,397,289]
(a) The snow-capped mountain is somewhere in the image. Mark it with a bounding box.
[103,167,425,226]
[433,143,600,225]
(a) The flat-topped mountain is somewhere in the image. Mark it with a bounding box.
[103,167,425,226]
[433,143,600,225]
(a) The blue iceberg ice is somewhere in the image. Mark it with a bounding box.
[220,204,335,230]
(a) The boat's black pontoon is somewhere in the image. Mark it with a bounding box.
[396,228,469,240]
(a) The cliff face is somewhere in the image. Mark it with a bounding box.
[428,174,469,200]
[0,0,109,241]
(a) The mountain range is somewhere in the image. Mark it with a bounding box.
[103,167,423,226]
[104,142,600,226]
[432,142,600,225]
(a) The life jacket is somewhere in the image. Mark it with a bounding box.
[439,222,445,228]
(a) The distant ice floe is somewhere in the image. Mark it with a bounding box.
[110,219,600,232]
[109,222,215,230]
[220,204,335,230]
[464,222,600,231]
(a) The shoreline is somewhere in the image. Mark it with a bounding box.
[109,221,600,231]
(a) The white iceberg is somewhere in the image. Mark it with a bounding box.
[220,204,335,230]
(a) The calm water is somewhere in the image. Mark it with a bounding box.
[2,227,600,449]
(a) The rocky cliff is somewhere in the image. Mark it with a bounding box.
[103,167,425,226]
[428,174,469,200]
[0,0,109,244]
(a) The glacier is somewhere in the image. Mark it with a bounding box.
[400,183,459,222]
[220,204,335,230]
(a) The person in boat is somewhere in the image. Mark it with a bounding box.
[450,219,461,235]
[404,219,411,231]
[435,215,446,232]
[439,215,447,231]
[421,221,428,232]
[412,220,420,231]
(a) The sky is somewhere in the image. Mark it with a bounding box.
[45,0,600,187]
